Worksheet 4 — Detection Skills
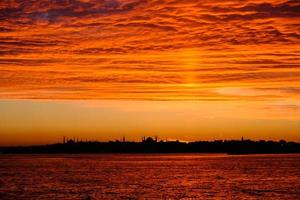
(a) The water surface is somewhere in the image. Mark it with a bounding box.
[0,154,299,199]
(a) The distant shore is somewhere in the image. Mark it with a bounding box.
[1,137,300,154]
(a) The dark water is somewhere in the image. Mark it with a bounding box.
[0,154,300,200]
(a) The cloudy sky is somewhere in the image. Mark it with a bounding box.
[0,0,299,145]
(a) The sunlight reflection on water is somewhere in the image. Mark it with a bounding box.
[0,154,300,200]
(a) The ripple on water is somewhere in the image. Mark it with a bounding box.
[0,154,300,200]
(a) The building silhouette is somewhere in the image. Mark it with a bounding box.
[1,136,300,154]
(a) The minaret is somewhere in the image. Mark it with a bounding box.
[123,136,125,142]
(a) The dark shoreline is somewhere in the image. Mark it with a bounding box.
[1,138,300,155]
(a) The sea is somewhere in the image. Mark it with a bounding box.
[0,154,299,200]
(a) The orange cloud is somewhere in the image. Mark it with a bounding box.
[0,0,299,101]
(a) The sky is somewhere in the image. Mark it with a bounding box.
[0,0,300,145]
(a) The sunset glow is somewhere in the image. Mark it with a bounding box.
[0,0,300,145]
